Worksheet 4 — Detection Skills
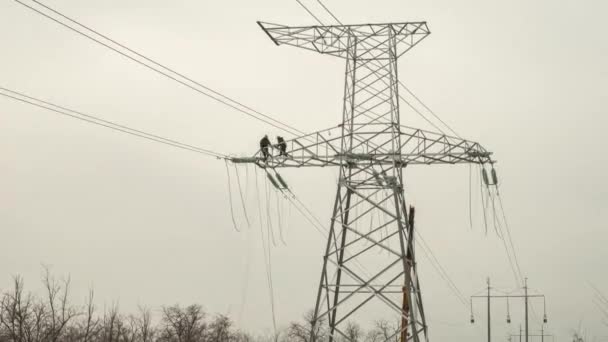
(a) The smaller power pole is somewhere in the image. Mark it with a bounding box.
[525,278,529,342]
[488,277,491,342]
[470,279,548,342]
[541,325,544,342]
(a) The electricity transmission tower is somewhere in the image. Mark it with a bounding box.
[233,21,495,342]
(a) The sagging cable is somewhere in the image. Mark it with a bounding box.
[233,164,251,228]
[224,160,240,232]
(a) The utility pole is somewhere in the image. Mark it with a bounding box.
[541,324,544,342]
[525,278,529,342]
[234,19,498,342]
[471,279,548,342]
[488,278,492,342]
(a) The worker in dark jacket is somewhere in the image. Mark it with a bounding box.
[260,135,271,161]
[277,136,287,156]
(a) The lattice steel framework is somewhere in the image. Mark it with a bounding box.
[233,21,494,342]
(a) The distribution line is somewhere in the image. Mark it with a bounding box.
[0,86,227,159]
[14,0,305,137]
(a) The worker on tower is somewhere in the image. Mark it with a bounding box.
[260,134,271,161]
[276,136,287,157]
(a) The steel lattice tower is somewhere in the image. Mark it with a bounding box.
[233,21,494,342]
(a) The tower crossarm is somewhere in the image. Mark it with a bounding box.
[230,124,494,168]
[257,21,430,60]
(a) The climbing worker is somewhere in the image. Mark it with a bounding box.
[260,134,271,161]
[277,136,287,156]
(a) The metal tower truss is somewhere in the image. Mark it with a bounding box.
[232,21,495,342]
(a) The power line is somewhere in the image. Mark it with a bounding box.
[0,86,227,159]
[399,81,462,138]
[496,190,525,284]
[14,0,306,137]
[295,0,325,25]
[315,0,343,25]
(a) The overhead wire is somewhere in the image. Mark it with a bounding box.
[233,164,251,228]
[254,167,278,333]
[263,172,278,247]
[469,164,473,230]
[415,230,469,306]
[315,0,343,25]
[495,186,525,285]
[398,82,461,138]
[14,0,306,137]
[224,160,241,232]
[0,87,227,159]
[275,190,287,245]
[295,0,325,25]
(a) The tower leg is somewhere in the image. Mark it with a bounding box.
[310,166,427,342]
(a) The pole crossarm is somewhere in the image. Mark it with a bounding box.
[472,295,545,299]
[230,124,494,168]
[257,21,430,60]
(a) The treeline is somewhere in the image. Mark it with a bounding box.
[0,270,403,342]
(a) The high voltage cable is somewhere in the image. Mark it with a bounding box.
[14,0,306,137]
[399,81,462,138]
[295,0,325,26]
[496,187,525,284]
[415,231,469,306]
[315,0,343,25]
[0,87,227,159]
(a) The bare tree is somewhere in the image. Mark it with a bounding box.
[366,320,398,342]
[159,304,206,342]
[288,311,327,342]
[231,330,255,342]
[100,302,124,342]
[41,267,78,342]
[208,314,233,342]
[0,276,33,342]
[134,306,154,342]
[76,289,100,342]
[343,322,362,342]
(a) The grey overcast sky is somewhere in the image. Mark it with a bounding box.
[1,0,607,341]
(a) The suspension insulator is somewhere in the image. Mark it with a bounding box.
[470,315,475,324]
[266,173,281,190]
[275,172,289,189]
[482,168,490,186]
[491,168,498,185]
